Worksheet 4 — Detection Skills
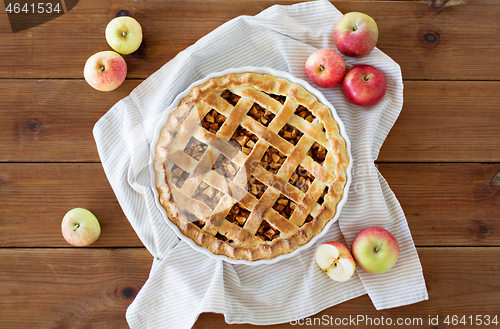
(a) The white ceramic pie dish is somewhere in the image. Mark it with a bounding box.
[149,66,352,265]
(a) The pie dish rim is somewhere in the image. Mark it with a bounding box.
[148,66,352,265]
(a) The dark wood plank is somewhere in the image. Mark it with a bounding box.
[0,163,498,247]
[379,163,500,246]
[0,163,143,247]
[1,80,499,163]
[378,81,500,162]
[1,1,499,80]
[1,248,498,328]
[0,248,153,329]
[0,79,140,162]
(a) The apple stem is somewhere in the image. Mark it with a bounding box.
[122,31,127,37]
[98,66,105,73]
[352,25,358,32]
[363,74,374,82]
[73,223,80,231]
[374,243,382,252]
[319,64,325,72]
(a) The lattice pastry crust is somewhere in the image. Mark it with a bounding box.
[154,72,349,261]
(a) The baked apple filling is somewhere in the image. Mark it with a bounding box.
[202,109,226,134]
[289,165,314,193]
[192,182,223,210]
[267,93,286,104]
[184,137,208,161]
[248,175,267,199]
[317,186,328,205]
[170,164,190,188]
[247,103,275,127]
[225,203,250,228]
[220,89,241,106]
[272,194,297,219]
[279,124,303,145]
[308,141,327,165]
[187,213,204,227]
[212,154,239,180]
[257,220,281,241]
[215,232,229,242]
[260,146,286,174]
[230,126,258,155]
[295,105,315,123]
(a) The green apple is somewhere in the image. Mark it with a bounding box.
[105,16,143,55]
[315,241,356,282]
[351,226,399,274]
[61,208,101,246]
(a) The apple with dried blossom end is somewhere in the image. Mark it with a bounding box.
[105,16,143,55]
[61,208,101,246]
[304,49,345,88]
[334,12,378,57]
[315,241,356,282]
[84,51,127,91]
[342,64,387,106]
[351,227,399,274]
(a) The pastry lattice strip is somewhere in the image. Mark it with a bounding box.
[167,86,336,244]
[202,90,332,235]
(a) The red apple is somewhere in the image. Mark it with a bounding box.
[334,12,378,57]
[351,227,399,274]
[315,241,356,282]
[84,51,127,91]
[304,49,345,88]
[341,65,386,106]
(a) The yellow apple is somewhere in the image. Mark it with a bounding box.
[61,208,101,246]
[105,16,143,55]
[351,226,400,274]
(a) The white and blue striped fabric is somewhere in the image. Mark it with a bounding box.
[93,1,428,328]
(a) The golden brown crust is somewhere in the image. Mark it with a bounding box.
[154,72,349,261]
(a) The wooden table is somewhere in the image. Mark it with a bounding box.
[1,1,499,328]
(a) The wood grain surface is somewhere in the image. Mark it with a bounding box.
[0,248,152,329]
[1,1,500,80]
[1,248,498,328]
[0,163,498,247]
[1,80,499,162]
[1,0,499,328]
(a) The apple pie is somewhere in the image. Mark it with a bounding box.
[153,72,349,261]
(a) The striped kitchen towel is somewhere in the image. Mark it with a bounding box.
[93,1,428,328]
